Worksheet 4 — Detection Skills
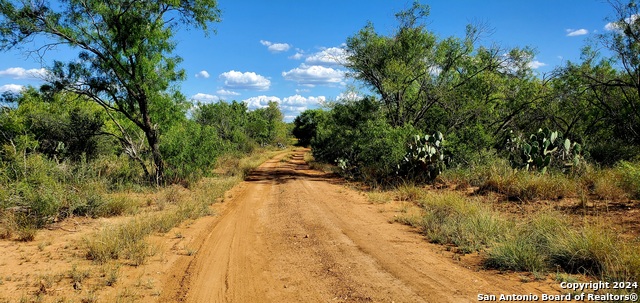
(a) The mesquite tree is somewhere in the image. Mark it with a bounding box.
[0,0,221,184]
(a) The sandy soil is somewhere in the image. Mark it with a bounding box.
[157,150,561,303]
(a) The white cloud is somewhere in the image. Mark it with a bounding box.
[305,47,348,66]
[243,95,281,110]
[282,64,346,86]
[566,29,588,36]
[242,94,326,121]
[336,91,362,102]
[195,70,210,79]
[260,40,291,53]
[289,52,304,60]
[0,84,24,93]
[528,60,547,69]
[281,95,326,121]
[219,70,271,90]
[605,14,640,31]
[216,89,240,96]
[282,94,325,107]
[0,67,48,80]
[191,93,220,103]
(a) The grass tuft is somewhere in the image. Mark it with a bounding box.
[397,191,510,253]
[395,182,425,202]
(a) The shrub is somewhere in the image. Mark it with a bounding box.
[312,100,417,185]
[616,161,640,199]
[92,154,143,190]
[161,121,224,185]
[292,109,328,147]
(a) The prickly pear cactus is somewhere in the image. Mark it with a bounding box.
[398,132,446,180]
[507,128,587,173]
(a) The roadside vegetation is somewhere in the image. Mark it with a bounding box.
[0,87,290,241]
[292,0,640,292]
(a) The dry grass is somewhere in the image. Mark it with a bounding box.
[479,167,578,201]
[366,191,393,204]
[591,170,628,201]
[394,182,426,202]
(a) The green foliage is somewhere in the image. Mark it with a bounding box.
[194,101,255,153]
[311,98,416,184]
[292,109,328,147]
[161,120,223,186]
[0,0,222,184]
[3,88,114,162]
[247,101,288,145]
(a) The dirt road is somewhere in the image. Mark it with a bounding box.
[159,150,557,302]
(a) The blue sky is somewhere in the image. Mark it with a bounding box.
[0,0,620,121]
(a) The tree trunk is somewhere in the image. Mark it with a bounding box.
[145,127,164,186]
[139,93,165,186]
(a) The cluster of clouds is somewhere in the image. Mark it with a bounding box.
[565,13,640,38]
[187,41,355,120]
[190,92,328,121]
[0,67,48,79]
[244,94,327,121]
[0,67,49,93]
[0,84,24,93]
[190,42,350,108]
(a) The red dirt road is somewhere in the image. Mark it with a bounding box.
[159,150,558,302]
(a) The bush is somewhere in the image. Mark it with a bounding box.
[161,120,225,185]
[616,161,640,199]
[312,98,420,185]
[90,154,143,190]
[292,109,328,147]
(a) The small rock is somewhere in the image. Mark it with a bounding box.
[304,234,309,238]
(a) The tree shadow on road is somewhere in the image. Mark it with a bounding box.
[244,154,343,186]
